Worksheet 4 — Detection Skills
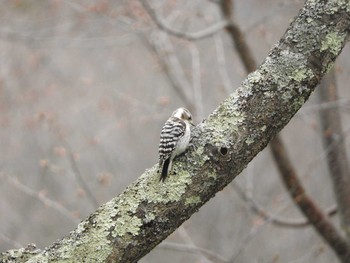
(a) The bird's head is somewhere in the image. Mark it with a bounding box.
[172,107,194,126]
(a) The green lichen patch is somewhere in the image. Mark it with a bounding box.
[290,67,313,82]
[144,212,156,223]
[248,70,262,84]
[195,146,204,156]
[320,32,347,55]
[185,196,201,206]
[27,254,47,263]
[245,136,255,145]
[205,93,246,144]
[281,90,293,102]
[137,165,192,204]
[207,171,217,179]
[325,0,350,13]
[113,215,142,237]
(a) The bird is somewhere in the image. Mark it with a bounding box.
[158,107,193,182]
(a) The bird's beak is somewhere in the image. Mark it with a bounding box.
[190,121,195,127]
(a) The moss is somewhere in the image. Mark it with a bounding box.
[320,32,347,55]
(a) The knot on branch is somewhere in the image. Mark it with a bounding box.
[208,142,232,163]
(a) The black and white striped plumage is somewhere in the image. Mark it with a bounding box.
[159,108,193,182]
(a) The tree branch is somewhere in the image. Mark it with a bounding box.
[139,0,228,41]
[231,183,337,228]
[158,242,228,263]
[141,31,195,112]
[219,0,256,73]
[1,1,349,262]
[319,68,350,240]
[1,173,79,224]
[270,136,350,262]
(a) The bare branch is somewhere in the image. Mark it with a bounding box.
[177,227,214,263]
[1,173,79,224]
[189,44,204,119]
[319,68,350,240]
[158,242,228,263]
[219,0,257,73]
[139,0,228,40]
[0,234,23,249]
[214,34,233,94]
[270,136,350,262]
[62,140,99,208]
[142,31,195,112]
[231,183,337,228]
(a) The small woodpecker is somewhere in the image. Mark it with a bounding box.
[158,107,193,182]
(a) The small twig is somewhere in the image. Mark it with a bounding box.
[298,99,350,114]
[219,0,256,73]
[62,140,99,208]
[231,183,337,228]
[214,34,233,94]
[177,226,213,263]
[1,173,79,224]
[228,201,293,262]
[139,0,228,41]
[0,234,23,249]
[270,136,350,262]
[189,44,203,119]
[158,241,228,263]
[141,31,195,112]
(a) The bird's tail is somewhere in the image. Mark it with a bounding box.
[160,158,171,182]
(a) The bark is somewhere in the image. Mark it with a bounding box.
[1,1,350,262]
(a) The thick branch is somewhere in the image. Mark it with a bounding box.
[319,68,350,240]
[1,1,349,262]
[270,136,350,262]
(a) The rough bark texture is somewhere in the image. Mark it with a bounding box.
[1,1,350,262]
